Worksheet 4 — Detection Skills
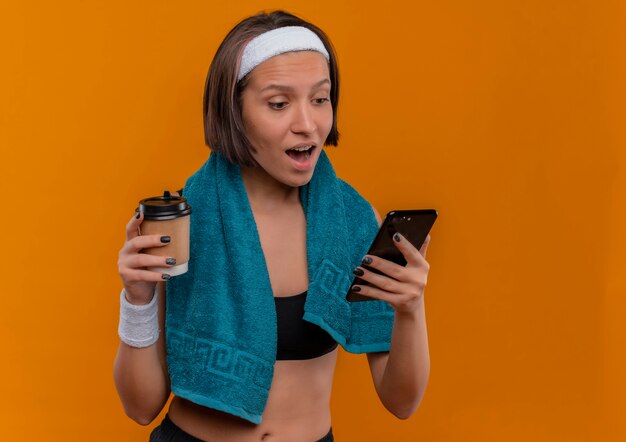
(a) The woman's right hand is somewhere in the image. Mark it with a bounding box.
[117,211,174,305]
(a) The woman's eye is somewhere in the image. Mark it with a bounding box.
[314,97,330,104]
[268,102,287,110]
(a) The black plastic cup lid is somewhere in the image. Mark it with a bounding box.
[136,190,191,221]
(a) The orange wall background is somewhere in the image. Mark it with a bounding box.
[1,1,624,440]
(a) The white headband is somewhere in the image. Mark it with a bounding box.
[238,26,330,81]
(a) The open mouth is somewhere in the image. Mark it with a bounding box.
[285,144,316,163]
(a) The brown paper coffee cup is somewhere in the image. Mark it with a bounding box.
[136,190,191,276]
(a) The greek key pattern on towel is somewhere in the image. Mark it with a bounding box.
[168,330,273,389]
[350,297,394,318]
[315,259,346,296]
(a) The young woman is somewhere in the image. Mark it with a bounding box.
[114,10,431,442]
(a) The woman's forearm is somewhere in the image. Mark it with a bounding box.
[113,340,170,425]
[378,298,430,418]
[113,283,171,425]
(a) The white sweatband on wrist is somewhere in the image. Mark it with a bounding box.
[118,287,159,348]
[238,26,330,81]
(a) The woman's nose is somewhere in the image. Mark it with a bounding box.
[290,103,316,134]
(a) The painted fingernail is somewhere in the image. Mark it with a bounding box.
[160,236,171,243]
[135,211,140,219]
[362,256,372,265]
[353,267,364,276]
[162,274,171,280]
[166,257,176,265]
[351,285,361,292]
[394,233,402,242]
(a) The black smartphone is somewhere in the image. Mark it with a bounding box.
[346,209,438,302]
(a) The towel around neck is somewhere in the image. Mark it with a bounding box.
[165,149,394,424]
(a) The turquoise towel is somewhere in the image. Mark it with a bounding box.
[166,150,394,424]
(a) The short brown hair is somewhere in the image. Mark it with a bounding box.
[203,10,340,166]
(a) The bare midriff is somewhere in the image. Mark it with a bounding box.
[167,347,338,441]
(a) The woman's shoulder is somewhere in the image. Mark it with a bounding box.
[336,178,368,208]
[336,179,379,220]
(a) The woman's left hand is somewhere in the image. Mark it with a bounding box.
[351,233,431,315]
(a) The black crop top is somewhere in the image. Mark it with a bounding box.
[275,291,338,360]
[179,187,337,361]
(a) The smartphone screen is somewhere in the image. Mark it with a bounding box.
[346,209,438,302]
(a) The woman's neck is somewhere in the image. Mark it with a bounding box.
[240,166,300,213]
